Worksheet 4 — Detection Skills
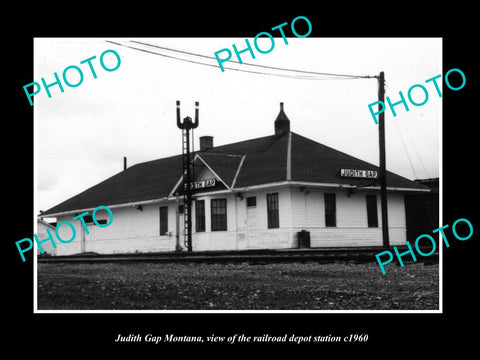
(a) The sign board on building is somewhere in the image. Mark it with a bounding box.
[340,169,378,179]
[188,178,217,190]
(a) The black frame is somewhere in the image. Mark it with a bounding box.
[366,194,379,228]
[159,206,168,235]
[211,199,227,231]
[266,193,279,229]
[195,200,205,232]
[324,193,336,227]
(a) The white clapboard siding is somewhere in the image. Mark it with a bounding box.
[290,188,407,247]
[55,204,177,255]
[52,185,408,255]
[36,221,57,256]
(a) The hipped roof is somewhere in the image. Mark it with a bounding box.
[43,131,427,216]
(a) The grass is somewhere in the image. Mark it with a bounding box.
[37,261,439,310]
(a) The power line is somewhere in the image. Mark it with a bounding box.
[106,40,375,81]
[384,83,418,179]
[106,40,233,71]
[106,40,317,79]
[384,83,433,180]
[393,115,418,179]
[400,115,431,179]
[130,40,376,80]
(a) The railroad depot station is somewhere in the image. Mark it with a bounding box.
[40,103,432,256]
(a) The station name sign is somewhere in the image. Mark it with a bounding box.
[188,178,217,190]
[340,169,378,179]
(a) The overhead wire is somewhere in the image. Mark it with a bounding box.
[385,82,424,180]
[400,114,431,179]
[383,83,433,179]
[105,40,375,81]
[106,40,316,80]
[393,114,418,179]
[105,39,434,181]
[129,40,376,80]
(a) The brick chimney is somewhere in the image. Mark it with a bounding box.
[274,102,290,136]
[199,136,214,151]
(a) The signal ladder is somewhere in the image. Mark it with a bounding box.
[176,101,199,252]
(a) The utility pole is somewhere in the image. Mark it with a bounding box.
[378,71,390,248]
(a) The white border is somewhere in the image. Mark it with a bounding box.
[33,37,442,315]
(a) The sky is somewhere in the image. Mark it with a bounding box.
[34,37,441,219]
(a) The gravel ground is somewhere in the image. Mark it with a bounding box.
[37,261,439,310]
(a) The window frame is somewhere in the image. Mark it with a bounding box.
[211,198,227,231]
[246,196,257,207]
[159,206,169,235]
[324,193,336,227]
[195,200,206,232]
[266,193,279,229]
[366,194,379,228]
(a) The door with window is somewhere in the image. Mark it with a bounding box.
[79,215,94,253]
[80,223,86,253]
[246,196,259,248]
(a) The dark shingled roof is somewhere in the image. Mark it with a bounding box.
[43,130,427,216]
[196,153,244,187]
[201,133,289,187]
[43,155,183,215]
[290,132,423,189]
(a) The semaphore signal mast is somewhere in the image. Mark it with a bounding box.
[176,100,199,252]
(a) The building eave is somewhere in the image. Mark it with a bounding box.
[42,180,429,218]
[233,181,430,193]
[40,197,172,218]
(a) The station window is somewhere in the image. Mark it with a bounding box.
[76,214,107,225]
[324,193,336,227]
[366,194,379,227]
[82,215,93,223]
[159,206,168,235]
[195,200,205,232]
[266,193,279,229]
[211,199,227,231]
[246,196,257,207]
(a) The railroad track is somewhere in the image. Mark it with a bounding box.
[37,246,439,265]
